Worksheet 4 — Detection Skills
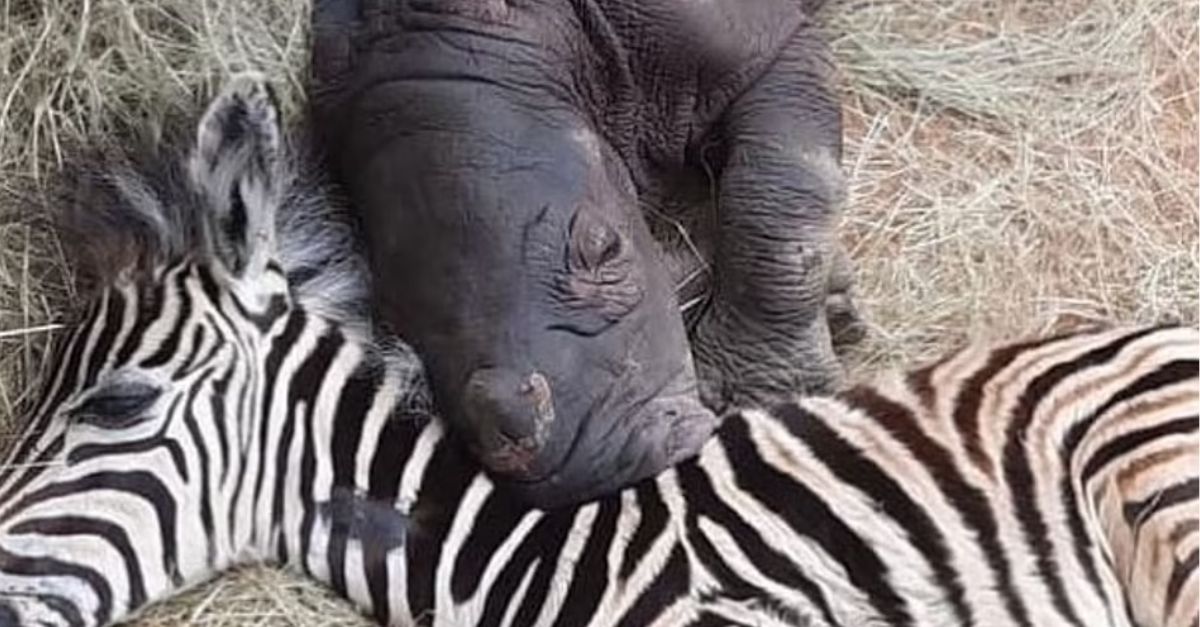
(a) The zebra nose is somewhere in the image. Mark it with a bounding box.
[462,368,556,477]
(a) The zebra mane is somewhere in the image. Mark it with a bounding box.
[59,124,362,324]
[54,118,429,391]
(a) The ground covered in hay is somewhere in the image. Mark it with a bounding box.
[0,0,1193,625]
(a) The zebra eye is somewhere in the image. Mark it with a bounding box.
[71,382,162,429]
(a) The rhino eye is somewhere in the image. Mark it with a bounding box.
[580,225,620,269]
[71,382,161,429]
[570,211,626,272]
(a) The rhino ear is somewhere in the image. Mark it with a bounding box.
[189,73,282,278]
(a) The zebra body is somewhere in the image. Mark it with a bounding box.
[0,77,1195,627]
[323,324,1199,627]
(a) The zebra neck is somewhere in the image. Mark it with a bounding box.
[248,310,433,568]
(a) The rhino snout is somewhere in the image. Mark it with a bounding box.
[462,368,557,478]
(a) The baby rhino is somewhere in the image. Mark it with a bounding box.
[310,0,862,506]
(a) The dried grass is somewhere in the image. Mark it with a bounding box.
[0,0,1193,624]
[831,0,1198,368]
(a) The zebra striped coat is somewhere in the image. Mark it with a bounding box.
[0,76,1195,627]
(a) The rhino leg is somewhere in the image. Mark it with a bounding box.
[692,23,862,411]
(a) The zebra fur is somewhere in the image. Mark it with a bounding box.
[0,76,1195,627]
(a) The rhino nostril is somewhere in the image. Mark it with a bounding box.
[462,368,556,475]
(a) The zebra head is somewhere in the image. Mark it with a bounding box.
[0,76,321,626]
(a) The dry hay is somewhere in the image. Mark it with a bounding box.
[0,0,1192,625]
[834,0,1198,371]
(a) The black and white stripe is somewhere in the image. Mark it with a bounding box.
[375,324,1196,627]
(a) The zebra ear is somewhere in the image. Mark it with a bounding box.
[190,73,282,278]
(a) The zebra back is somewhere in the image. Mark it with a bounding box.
[397,324,1197,627]
[798,324,1199,627]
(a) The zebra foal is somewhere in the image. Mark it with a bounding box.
[0,76,1195,627]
